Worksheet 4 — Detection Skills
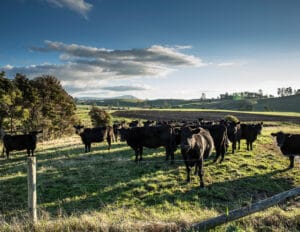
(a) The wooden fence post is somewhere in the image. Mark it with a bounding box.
[27,156,37,223]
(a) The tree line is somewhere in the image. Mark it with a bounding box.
[0,72,77,139]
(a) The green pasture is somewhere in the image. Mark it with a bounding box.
[0,119,300,231]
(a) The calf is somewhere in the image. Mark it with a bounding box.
[220,121,240,154]
[181,126,214,188]
[237,122,263,151]
[112,123,122,142]
[2,130,42,159]
[119,125,177,163]
[271,131,300,169]
[74,125,114,152]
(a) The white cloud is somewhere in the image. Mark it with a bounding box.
[2,40,207,97]
[101,85,149,92]
[45,0,92,18]
[174,45,192,50]
[3,64,14,70]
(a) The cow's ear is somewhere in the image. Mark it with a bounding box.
[271,133,277,137]
[38,130,43,134]
[236,121,240,125]
[261,122,264,125]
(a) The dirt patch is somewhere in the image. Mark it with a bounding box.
[113,110,300,124]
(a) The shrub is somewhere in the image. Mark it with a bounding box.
[89,106,112,127]
[225,115,240,123]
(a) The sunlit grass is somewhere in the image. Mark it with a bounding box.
[1,122,300,231]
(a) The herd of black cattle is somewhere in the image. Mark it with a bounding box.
[1,118,299,188]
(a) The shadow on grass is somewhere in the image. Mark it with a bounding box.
[0,140,296,220]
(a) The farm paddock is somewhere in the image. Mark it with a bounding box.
[0,110,300,231]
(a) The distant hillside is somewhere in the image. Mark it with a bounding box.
[77,95,300,112]
[254,95,300,112]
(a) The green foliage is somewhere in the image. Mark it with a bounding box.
[0,73,77,138]
[89,106,112,127]
[225,115,240,123]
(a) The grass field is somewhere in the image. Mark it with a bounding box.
[0,108,300,231]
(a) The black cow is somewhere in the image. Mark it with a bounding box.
[220,120,240,154]
[237,122,263,151]
[143,120,156,127]
[2,130,42,159]
[201,124,228,163]
[112,123,122,142]
[129,120,139,128]
[74,125,114,152]
[119,125,177,163]
[271,131,300,169]
[180,126,214,188]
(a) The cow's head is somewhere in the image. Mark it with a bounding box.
[226,121,240,135]
[180,126,200,152]
[118,127,129,141]
[271,131,286,147]
[73,125,84,135]
[255,122,263,135]
[29,130,43,136]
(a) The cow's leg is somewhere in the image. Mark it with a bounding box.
[1,147,5,157]
[225,138,229,153]
[134,148,139,162]
[232,139,236,154]
[246,140,250,151]
[165,146,170,161]
[184,161,191,183]
[6,150,9,159]
[213,148,220,163]
[194,164,198,175]
[220,144,226,163]
[170,150,175,164]
[88,143,91,152]
[198,157,205,188]
[107,137,111,151]
[238,140,240,150]
[139,147,143,161]
[250,142,253,151]
[27,149,30,157]
[288,156,295,169]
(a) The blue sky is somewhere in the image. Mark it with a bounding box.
[1,0,300,99]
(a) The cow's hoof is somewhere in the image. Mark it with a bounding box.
[288,165,294,169]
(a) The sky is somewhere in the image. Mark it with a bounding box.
[1,0,300,99]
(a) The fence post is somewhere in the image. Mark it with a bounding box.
[27,156,37,223]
